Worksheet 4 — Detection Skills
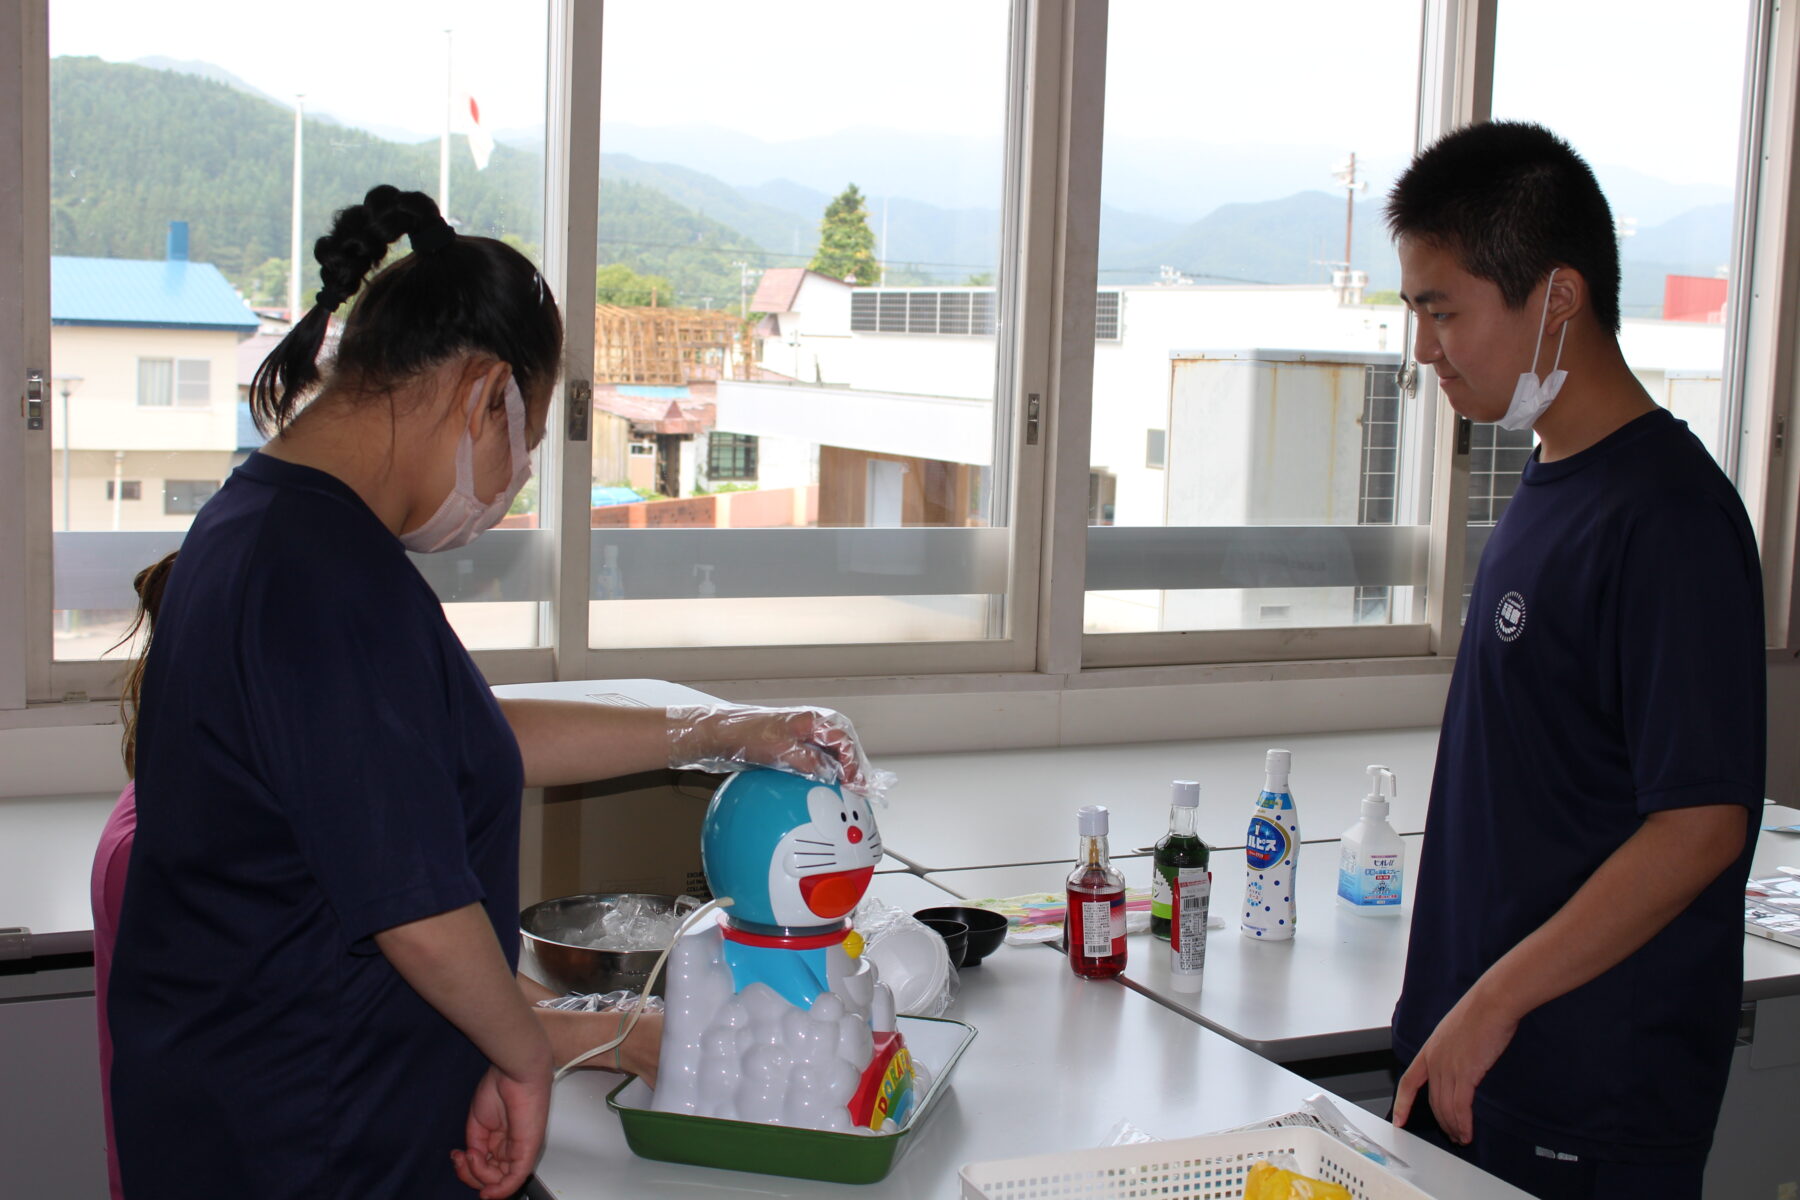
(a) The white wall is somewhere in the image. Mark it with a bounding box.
[51,325,242,454]
[716,380,993,466]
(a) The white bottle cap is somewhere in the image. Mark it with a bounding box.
[1171,780,1200,808]
[1078,804,1110,836]
[1265,749,1291,787]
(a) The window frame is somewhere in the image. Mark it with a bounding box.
[560,0,1053,684]
[7,0,1800,714]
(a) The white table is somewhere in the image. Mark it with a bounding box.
[1744,822,1800,1000]
[862,870,963,913]
[875,728,1439,871]
[931,829,1800,1060]
[531,941,1531,1199]
[923,843,1418,1062]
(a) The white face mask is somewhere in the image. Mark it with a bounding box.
[400,377,533,554]
[1499,267,1568,431]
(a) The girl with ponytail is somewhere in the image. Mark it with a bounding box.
[106,187,878,1199]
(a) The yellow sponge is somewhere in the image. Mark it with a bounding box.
[1243,1160,1354,1200]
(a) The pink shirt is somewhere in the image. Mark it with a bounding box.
[91,780,135,1200]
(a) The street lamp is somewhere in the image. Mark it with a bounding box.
[53,374,83,531]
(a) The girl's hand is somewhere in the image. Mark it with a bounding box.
[666,705,895,800]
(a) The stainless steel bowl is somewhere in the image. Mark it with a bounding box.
[519,892,695,997]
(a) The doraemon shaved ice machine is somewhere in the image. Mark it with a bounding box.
[650,768,921,1133]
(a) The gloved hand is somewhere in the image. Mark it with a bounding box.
[665,704,896,802]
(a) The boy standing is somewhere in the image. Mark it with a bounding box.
[1387,122,1764,1200]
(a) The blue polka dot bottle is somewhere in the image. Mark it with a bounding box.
[1241,749,1299,941]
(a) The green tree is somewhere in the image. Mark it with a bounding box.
[239,256,289,306]
[596,262,675,306]
[809,183,881,285]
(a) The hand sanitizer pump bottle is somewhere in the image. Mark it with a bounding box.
[1337,765,1404,915]
[1241,749,1299,941]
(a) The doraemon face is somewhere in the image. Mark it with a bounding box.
[701,768,886,931]
[767,785,883,927]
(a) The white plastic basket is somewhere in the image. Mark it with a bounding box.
[960,1126,1435,1200]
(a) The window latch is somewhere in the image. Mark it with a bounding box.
[567,379,591,443]
[1026,392,1041,446]
[22,368,44,430]
[1455,415,1472,456]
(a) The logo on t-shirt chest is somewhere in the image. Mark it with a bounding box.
[1493,590,1527,642]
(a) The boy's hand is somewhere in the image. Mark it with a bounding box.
[1391,987,1520,1146]
[451,1062,551,1197]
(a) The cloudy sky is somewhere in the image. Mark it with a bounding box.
[49,0,1750,190]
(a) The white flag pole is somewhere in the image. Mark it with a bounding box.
[439,28,453,221]
[289,94,304,321]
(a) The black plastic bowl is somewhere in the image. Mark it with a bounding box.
[914,905,1009,967]
[917,917,969,969]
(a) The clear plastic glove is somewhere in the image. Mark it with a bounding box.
[666,704,896,802]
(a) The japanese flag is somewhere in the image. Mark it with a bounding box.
[456,91,494,171]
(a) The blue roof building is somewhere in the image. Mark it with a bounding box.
[50,223,257,333]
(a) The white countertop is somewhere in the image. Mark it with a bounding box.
[862,870,963,913]
[874,728,1440,871]
[923,844,1417,1062]
[930,827,1800,1060]
[531,940,1531,1200]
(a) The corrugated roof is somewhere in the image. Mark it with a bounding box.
[593,382,715,434]
[52,256,259,333]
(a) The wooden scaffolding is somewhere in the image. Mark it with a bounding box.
[593,304,751,386]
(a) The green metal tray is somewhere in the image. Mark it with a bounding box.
[606,1014,977,1184]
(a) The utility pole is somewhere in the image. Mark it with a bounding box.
[439,29,453,220]
[289,95,304,320]
[1330,152,1368,303]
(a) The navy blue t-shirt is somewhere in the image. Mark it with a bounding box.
[110,452,524,1199]
[1393,409,1764,1160]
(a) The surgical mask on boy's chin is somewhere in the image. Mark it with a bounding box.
[400,377,533,554]
[1498,268,1568,432]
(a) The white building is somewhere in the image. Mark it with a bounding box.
[722,279,1727,632]
[50,224,259,533]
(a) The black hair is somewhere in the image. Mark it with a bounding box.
[249,185,563,434]
[1386,121,1622,334]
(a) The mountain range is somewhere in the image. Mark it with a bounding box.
[55,55,1732,319]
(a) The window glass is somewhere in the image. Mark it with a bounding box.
[163,479,220,515]
[175,358,211,406]
[47,0,550,661]
[586,0,1015,651]
[1083,1,1427,639]
[135,359,171,407]
[1463,0,1753,618]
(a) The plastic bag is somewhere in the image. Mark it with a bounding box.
[666,704,897,803]
[853,897,959,1017]
[574,894,702,952]
[535,989,666,1015]
[1228,1093,1409,1169]
[1100,1118,1161,1147]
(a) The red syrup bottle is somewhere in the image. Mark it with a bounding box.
[1067,804,1127,980]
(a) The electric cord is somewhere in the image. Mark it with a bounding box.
[551,896,734,1084]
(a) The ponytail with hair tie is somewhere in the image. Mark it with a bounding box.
[247,184,560,437]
